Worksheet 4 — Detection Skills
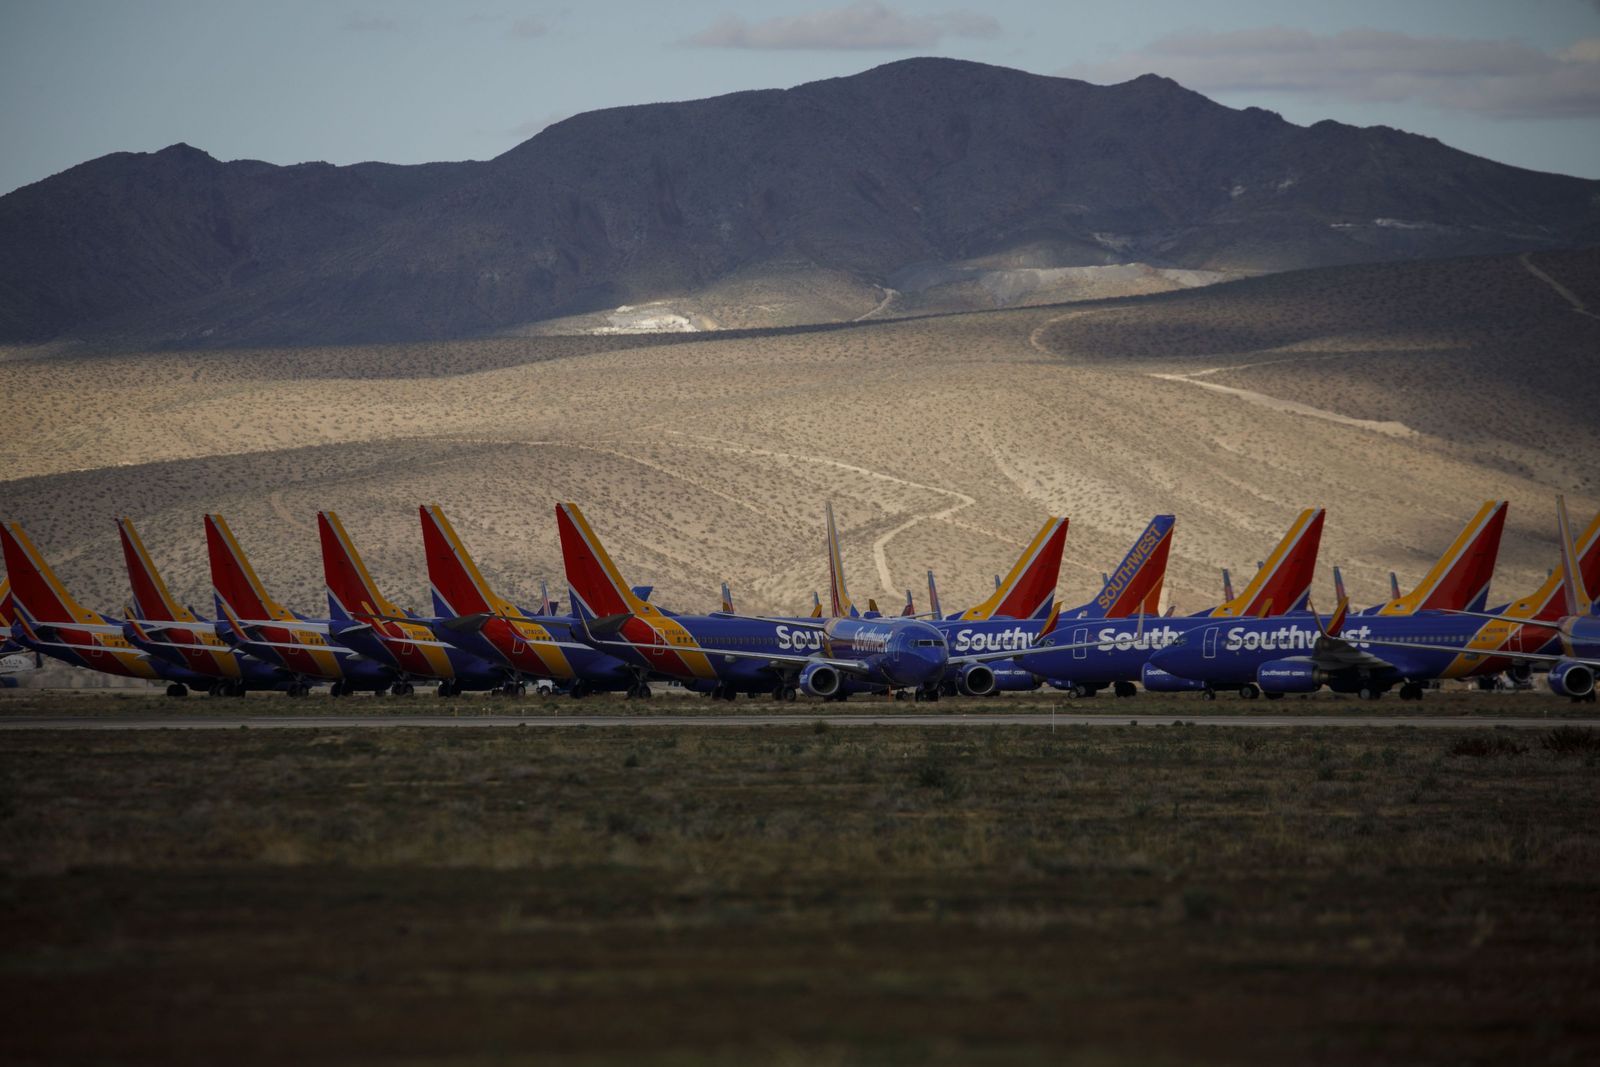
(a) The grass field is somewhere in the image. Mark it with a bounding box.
[3,715,1598,1063]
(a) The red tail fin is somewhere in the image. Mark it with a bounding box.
[960,517,1068,620]
[1376,501,1507,615]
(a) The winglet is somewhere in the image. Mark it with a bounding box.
[1221,568,1235,602]
[1558,495,1593,616]
[809,591,823,619]
[1332,565,1347,604]
[720,581,735,614]
[901,589,915,617]
[959,516,1069,621]
[1317,595,1351,639]
[824,502,854,619]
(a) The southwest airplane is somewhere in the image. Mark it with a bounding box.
[419,504,636,696]
[1146,499,1597,701]
[1,520,213,695]
[318,511,510,696]
[557,502,1031,700]
[1018,507,1327,698]
[116,517,287,696]
[206,514,396,697]
[928,514,1174,695]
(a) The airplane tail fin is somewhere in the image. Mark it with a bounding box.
[205,514,294,624]
[720,581,735,614]
[959,517,1069,620]
[319,512,402,622]
[1083,515,1174,619]
[539,579,557,616]
[1375,501,1507,615]
[1558,495,1593,616]
[1332,565,1347,605]
[1210,508,1325,618]
[116,517,196,624]
[901,589,915,617]
[809,591,823,619]
[824,502,854,618]
[927,570,943,620]
[1389,571,1402,599]
[1221,568,1235,602]
[420,505,520,619]
[1491,508,1600,623]
[0,521,105,626]
[556,503,654,623]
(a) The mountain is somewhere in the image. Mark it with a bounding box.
[3,58,1598,347]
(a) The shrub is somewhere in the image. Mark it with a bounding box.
[1541,727,1600,756]
[1449,736,1528,759]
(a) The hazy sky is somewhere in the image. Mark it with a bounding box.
[3,0,1599,196]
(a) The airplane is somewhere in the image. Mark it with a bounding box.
[814,507,1071,696]
[931,514,1174,695]
[1366,500,1507,615]
[116,517,288,696]
[1016,508,1327,698]
[206,514,396,697]
[557,502,1027,701]
[318,511,510,697]
[720,581,736,614]
[1144,499,1595,701]
[1,520,212,695]
[419,504,635,696]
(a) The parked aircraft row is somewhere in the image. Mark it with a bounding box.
[1,496,1597,703]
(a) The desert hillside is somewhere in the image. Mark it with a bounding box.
[4,58,1596,348]
[2,247,1596,621]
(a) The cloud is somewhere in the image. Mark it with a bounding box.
[341,13,398,32]
[683,1,998,51]
[1069,27,1600,119]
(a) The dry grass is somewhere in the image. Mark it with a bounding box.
[1,722,1597,1063]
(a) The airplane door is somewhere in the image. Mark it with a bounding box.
[647,627,668,658]
[1203,627,1218,660]
[1072,628,1088,660]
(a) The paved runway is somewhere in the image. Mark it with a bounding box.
[1,713,1595,731]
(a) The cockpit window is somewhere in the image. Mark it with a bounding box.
[916,639,945,647]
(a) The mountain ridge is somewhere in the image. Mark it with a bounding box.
[4,57,1597,347]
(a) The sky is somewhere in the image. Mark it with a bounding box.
[3,0,1599,196]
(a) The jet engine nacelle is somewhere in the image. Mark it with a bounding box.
[799,662,841,698]
[1548,659,1595,699]
[990,667,1039,692]
[957,663,996,696]
[1141,663,1206,693]
[1256,659,1323,694]
[1505,662,1533,685]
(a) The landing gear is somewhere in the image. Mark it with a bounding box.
[1238,683,1259,700]
[437,681,458,698]
[627,683,653,700]
[500,681,526,698]
[286,683,310,698]
[1068,683,1092,699]
[329,681,346,698]
[894,689,911,702]
[1201,688,1217,701]
[913,687,940,703]
[391,682,415,697]
[165,683,188,698]
[1113,681,1137,698]
[770,684,796,702]
[567,681,590,700]
[1359,686,1382,701]
[1399,682,1424,701]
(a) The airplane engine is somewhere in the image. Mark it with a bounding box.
[799,662,841,698]
[1140,663,1206,692]
[1256,659,1323,694]
[957,663,996,696]
[990,667,1040,692]
[1548,659,1595,699]
[1566,617,1600,659]
[1505,662,1533,684]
